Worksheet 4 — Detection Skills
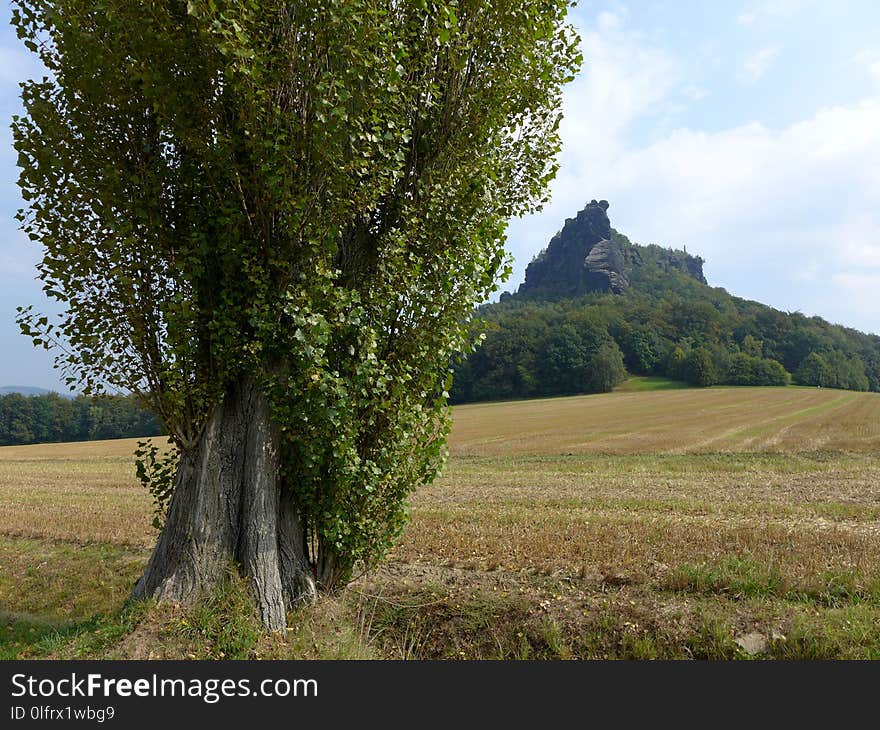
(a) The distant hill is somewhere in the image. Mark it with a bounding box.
[0,385,71,398]
[451,200,880,404]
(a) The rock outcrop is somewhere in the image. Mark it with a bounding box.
[517,200,707,299]
[584,238,629,293]
[518,200,621,298]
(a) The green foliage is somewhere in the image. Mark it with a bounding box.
[134,438,179,530]
[13,1,581,583]
[726,352,790,386]
[795,351,869,391]
[586,343,627,393]
[796,352,832,387]
[683,347,717,387]
[451,301,627,402]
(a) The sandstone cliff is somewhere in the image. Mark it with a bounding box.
[517,200,707,300]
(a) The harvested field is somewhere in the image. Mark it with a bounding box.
[2,386,879,659]
[447,387,880,455]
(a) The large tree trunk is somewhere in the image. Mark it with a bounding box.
[131,376,316,634]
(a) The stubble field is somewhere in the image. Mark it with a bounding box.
[2,385,880,659]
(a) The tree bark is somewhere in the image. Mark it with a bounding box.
[315,535,351,592]
[131,376,315,633]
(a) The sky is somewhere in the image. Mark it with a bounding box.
[1,1,880,390]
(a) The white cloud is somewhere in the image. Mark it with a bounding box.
[0,44,46,86]
[561,12,680,164]
[834,214,880,267]
[505,10,880,335]
[824,272,880,329]
[510,12,681,224]
[831,272,880,289]
[743,46,780,81]
[853,49,880,89]
[736,0,809,27]
[0,231,41,283]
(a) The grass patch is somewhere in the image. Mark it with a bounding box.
[615,376,689,392]
[363,585,577,660]
[0,536,146,622]
[667,556,786,600]
[0,614,76,660]
[666,557,880,607]
[727,393,857,441]
[770,605,880,659]
[167,567,265,660]
[5,602,154,660]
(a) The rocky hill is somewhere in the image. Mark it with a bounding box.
[451,199,880,404]
[516,200,707,300]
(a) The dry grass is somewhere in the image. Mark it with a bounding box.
[0,443,153,547]
[396,453,880,591]
[1,386,880,658]
[447,387,880,455]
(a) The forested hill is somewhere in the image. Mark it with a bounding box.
[451,201,880,404]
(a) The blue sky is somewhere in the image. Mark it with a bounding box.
[2,1,880,390]
[505,0,880,329]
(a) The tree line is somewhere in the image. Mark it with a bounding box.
[0,392,163,446]
[452,249,880,403]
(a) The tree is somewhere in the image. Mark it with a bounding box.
[585,342,627,393]
[666,345,689,381]
[617,324,660,375]
[754,358,790,386]
[0,393,33,445]
[824,351,869,391]
[540,325,588,394]
[13,0,580,631]
[683,347,717,387]
[741,334,763,358]
[724,352,790,386]
[795,352,832,387]
[864,350,880,392]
